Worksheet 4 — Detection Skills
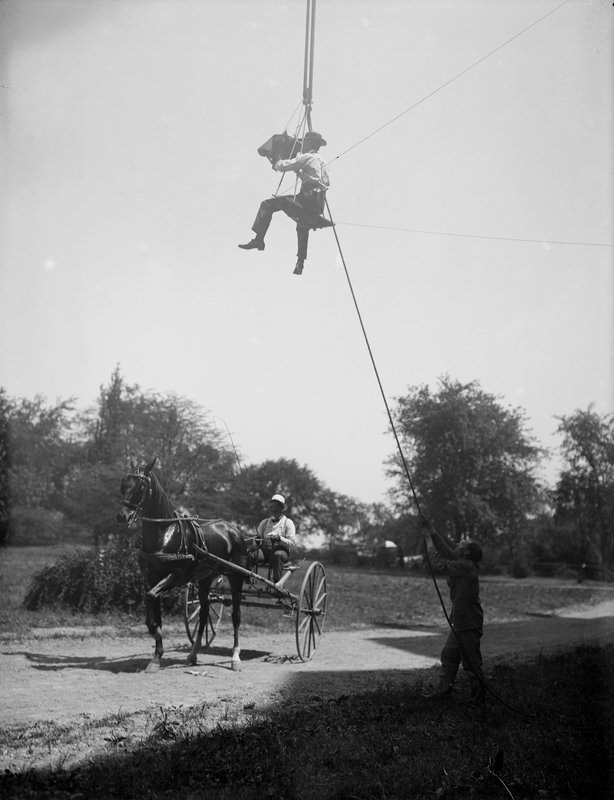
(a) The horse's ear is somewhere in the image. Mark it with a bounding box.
[144,456,158,475]
[130,459,137,472]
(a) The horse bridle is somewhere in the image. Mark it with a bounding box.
[120,472,151,526]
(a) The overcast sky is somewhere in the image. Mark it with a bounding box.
[1,0,612,506]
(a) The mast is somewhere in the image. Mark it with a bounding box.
[302,0,316,131]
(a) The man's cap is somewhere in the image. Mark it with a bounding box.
[270,494,286,509]
[465,541,483,564]
[304,131,327,147]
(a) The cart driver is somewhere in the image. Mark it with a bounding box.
[256,494,296,586]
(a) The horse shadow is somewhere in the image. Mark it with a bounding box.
[9,645,271,674]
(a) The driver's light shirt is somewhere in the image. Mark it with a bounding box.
[257,515,296,548]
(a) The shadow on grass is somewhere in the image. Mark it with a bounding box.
[2,644,613,800]
[368,615,614,661]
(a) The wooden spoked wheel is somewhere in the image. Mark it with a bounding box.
[184,576,225,646]
[295,561,327,661]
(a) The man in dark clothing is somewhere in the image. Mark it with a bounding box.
[422,519,486,706]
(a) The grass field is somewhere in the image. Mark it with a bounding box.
[2,545,614,799]
[1,544,611,638]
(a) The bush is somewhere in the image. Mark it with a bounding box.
[511,559,529,579]
[22,535,157,612]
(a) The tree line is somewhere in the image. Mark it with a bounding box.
[1,367,612,578]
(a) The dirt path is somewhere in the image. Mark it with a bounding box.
[2,606,613,772]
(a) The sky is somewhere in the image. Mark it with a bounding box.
[1,0,612,506]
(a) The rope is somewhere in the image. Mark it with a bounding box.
[336,221,613,250]
[281,100,304,135]
[213,415,261,536]
[327,0,573,167]
[273,108,311,198]
[325,196,422,514]
[325,196,532,716]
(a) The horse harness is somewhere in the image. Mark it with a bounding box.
[121,470,210,564]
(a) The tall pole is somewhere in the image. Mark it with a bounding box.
[302,0,316,131]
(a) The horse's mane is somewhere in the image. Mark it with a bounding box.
[147,470,176,520]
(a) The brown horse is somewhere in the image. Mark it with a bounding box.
[116,458,249,672]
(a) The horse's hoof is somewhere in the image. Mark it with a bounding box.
[145,662,161,673]
[231,660,242,672]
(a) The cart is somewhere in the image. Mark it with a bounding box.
[184,549,327,662]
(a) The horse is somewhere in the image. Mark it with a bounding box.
[115,457,249,672]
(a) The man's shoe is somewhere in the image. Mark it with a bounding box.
[238,238,265,251]
[293,259,304,275]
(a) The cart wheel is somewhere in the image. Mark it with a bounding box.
[184,576,225,646]
[295,561,327,661]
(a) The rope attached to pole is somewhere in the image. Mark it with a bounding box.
[324,197,422,516]
[324,197,531,716]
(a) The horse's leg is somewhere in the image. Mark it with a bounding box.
[229,576,244,671]
[187,575,213,667]
[144,571,183,673]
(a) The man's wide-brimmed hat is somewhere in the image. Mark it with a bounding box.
[304,131,327,147]
[270,493,287,510]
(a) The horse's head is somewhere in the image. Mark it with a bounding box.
[116,457,158,527]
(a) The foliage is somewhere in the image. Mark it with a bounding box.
[356,504,424,556]
[2,644,612,799]
[5,506,68,546]
[0,389,78,544]
[22,535,152,613]
[227,457,322,530]
[3,368,611,574]
[0,391,10,544]
[228,457,371,544]
[66,367,239,538]
[552,406,614,573]
[2,369,368,548]
[387,376,546,554]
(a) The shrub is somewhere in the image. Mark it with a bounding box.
[511,559,529,578]
[22,535,156,612]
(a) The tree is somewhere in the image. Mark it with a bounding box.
[226,457,370,546]
[553,407,614,575]
[64,368,237,538]
[356,505,424,558]
[4,394,76,508]
[387,376,545,559]
[229,458,323,534]
[0,390,12,544]
[0,390,77,544]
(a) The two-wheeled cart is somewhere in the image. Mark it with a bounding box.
[184,547,327,662]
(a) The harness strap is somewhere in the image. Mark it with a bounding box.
[139,550,195,563]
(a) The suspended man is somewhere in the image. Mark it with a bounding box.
[238,131,331,276]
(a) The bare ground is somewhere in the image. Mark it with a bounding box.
[1,598,613,773]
